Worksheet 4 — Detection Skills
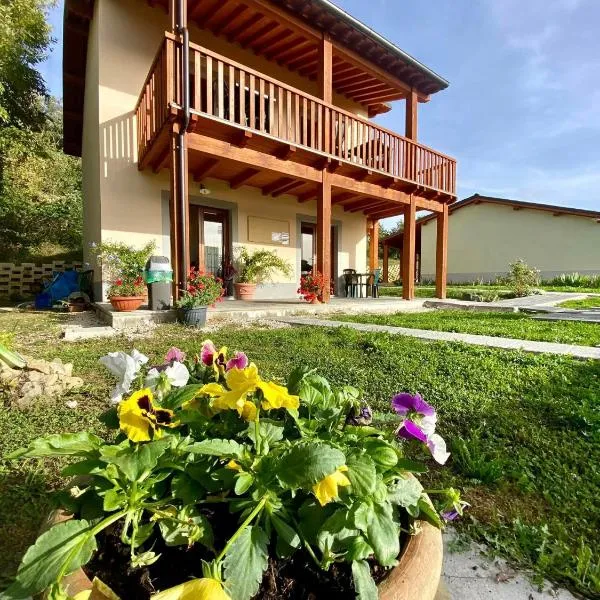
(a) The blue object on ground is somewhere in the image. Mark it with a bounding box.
[34,270,80,309]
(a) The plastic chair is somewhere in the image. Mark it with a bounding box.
[343,269,358,298]
[370,269,381,298]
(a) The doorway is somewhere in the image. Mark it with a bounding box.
[300,222,338,295]
[190,205,231,278]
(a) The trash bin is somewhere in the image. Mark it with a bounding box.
[144,256,173,311]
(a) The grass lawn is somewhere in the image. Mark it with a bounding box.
[558,296,600,310]
[334,310,600,347]
[1,312,600,597]
[380,284,600,298]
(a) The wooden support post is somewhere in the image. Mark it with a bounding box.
[383,244,389,283]
[402,196,416,300]
[436,203,449,299]
[369,219,379,272]
[318,33,332,104]
[405,89,418,140]
[317,170,332,303]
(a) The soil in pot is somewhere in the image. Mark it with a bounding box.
[83,503,391,599]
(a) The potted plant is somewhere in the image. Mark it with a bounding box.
[298,271,329,304]
[6,341,465,600]
[176,267,225,327]
[234,248,292,301]
[91,240,156,312]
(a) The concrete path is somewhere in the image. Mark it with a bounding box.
[424,292,588,313]
[276,316,600,360]
[441,531,577,600]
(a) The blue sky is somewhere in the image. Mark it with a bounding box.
[41,0,600,211]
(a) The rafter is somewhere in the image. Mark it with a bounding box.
[262,177,294,196]
[193,158,220,182]
[229,168,260,190]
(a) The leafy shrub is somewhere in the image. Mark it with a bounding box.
[506,259,540,297]
[5,341,463,600]
[235,248,292,284]
[545,273,600,289]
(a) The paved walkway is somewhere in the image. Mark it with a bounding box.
[441,531,577,600]
[276,317,600,360]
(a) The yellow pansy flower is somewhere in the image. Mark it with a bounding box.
[312,466,351,506]
[151,577,231,600]
[73,577,120,599]
[225,460,243,472]
[197,363,297,420]
[118,388,177,442]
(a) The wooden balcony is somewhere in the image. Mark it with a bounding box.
[135,34,456,215]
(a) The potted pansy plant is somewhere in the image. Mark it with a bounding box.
[5,340,465,600]
[176,267,225,328]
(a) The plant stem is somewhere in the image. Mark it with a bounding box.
[215,495,268,562]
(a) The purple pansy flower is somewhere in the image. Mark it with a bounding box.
[391,392,436,417]
[396,419,428,443]
[346,403,373,426]
[442,500,470,522]
[165,347,186,363]
[226,351,249,371]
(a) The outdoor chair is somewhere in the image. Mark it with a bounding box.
[368,268,381,298]
[343,269,358,298]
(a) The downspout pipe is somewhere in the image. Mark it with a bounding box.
[175,0,190,287]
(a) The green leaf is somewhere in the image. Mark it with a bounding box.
[246,420,284,452]
[366,502,400,567]
[396,458,428,473]
[418,495,444,528]
[362,439,398,469]
[158,507,213,548]
[100,439,169,482]
[346,455,377,497]
[352,560,378,600]
[270,514,301,550]
[162,384,205,410]
[286,365,312,395]
[277,444,346,488]
[188,439,244,459]
[346,536,374,562]
[223,526,269,600]
[388,476,423,508]
[102,488,127,512]
[8,433,103,460]
[171,472,206,504]
[317,509,360,555]
[349,501,372,533]
[234,472,254,495]
[4,519,97,598]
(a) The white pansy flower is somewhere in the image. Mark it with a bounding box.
[99,349,149,405]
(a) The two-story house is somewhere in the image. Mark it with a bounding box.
[63,0,457,301]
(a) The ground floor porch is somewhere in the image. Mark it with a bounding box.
[92,296,425,330]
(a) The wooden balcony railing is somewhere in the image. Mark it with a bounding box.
[136,34,456,197]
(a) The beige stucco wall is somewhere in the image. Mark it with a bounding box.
[420,202,600,282]
[82,0,368,298]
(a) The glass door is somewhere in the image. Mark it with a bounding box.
[190,206,230,278]
[300,222,337,295]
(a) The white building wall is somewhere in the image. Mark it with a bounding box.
[420,202,600,283]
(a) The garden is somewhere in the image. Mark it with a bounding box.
[1,312,599,599]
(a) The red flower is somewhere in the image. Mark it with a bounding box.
[115,278,123,286]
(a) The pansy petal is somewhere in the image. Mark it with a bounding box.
[396,420,428,443]
[200,340,217,366]
[151,577,231,600]
[226,352,249,371]
[165,362,190,387]
[165,347,186,363]
[312,467,351,506]
[427,433,450,465]
[118,389,155,442]
[420,414,438,437]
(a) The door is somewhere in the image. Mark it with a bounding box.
[190,206,230,278]
[300,222,337,295]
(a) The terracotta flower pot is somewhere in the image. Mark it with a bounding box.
[234,282,257,301]
[109,296,145,312]
[42,510,443,600]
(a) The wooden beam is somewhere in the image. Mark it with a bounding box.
[276,144,297,160]
[239,20,278,48]
[317,170,332,302]
[262,177,293,196]
[233,130,253,148]
[402,196,416,300]
[187,133,322,182]
[272,180,304,197]
[226,13,266,43]
[368,207,407,220]
[229,168,260,189]
[298,190,318,203]
[435,203,448,299]
[192,158,220,182]
[332,192,361,205]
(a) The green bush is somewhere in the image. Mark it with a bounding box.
[545,273,600,289]
[506,259,540,297]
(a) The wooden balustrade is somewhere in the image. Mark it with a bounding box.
[136,35,456,196]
